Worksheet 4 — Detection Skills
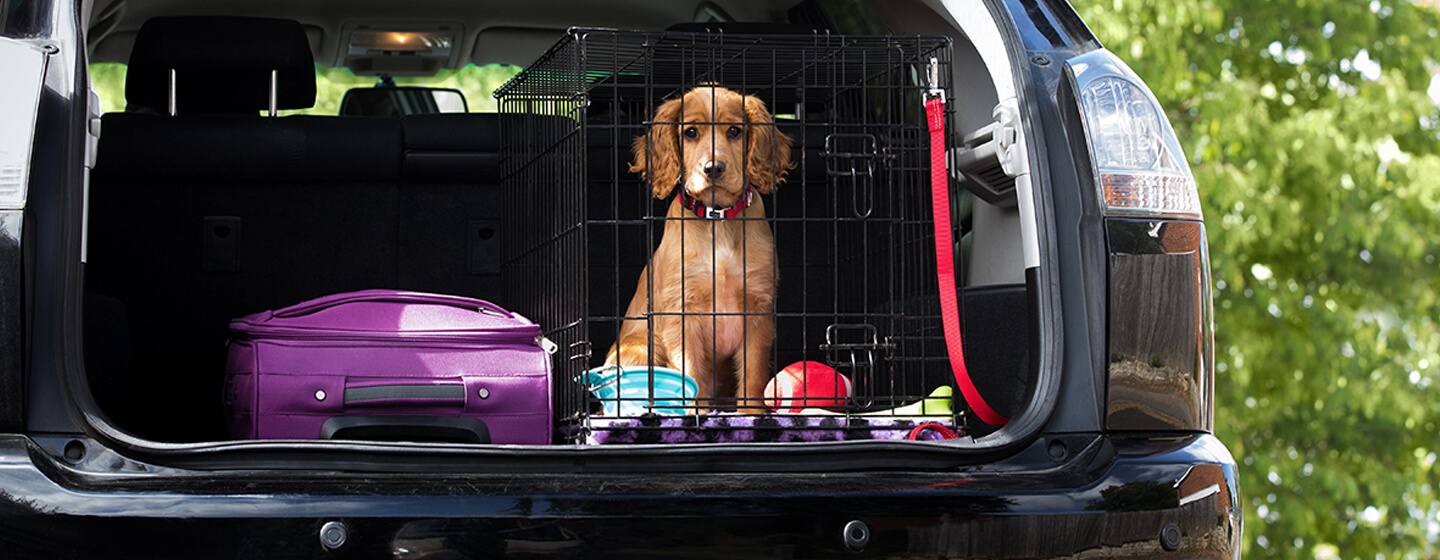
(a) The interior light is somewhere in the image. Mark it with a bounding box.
[351,31,444,52]
[342,26,458,76]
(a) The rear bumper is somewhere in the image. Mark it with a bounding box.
[0,433,1240,558]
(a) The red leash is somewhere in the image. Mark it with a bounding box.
[925,84,1008,426]
[907,422,962,441]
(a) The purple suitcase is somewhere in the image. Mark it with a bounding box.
[224,290,554,444]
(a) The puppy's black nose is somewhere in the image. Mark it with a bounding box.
[703,160,726,178]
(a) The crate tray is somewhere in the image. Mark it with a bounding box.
[586,414,964,445]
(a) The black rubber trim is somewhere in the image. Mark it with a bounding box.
[319,416,490,444]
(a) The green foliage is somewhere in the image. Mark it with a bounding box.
[89,62,127,114]
[1073,0,1440,557]
[297,65,523,115]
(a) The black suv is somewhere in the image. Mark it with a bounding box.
[1,0,1240,557]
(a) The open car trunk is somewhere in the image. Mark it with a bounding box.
[78,0,1051,469]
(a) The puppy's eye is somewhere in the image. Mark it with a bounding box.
[727,126,742,139]
[683,127,698,140]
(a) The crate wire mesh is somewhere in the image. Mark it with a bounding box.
[497,29,961,443]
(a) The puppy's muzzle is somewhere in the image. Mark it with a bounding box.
[702,160,726,179]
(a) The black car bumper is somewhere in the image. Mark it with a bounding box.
[0,433,1239,559]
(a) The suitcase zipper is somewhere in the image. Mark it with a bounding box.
[231,327,544,346]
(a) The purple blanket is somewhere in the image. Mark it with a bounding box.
[586,415,965,444]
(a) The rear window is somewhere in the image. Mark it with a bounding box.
[88,62,522,115]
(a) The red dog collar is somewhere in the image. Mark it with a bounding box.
[678,187,754,219]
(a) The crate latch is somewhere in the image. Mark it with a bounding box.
[820,324,896,408]
[823,134,893,219]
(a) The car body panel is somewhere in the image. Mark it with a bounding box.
[0,0,1241,556]
[5,433,1239,558]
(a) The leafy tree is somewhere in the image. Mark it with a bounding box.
[1072,0,1440,557]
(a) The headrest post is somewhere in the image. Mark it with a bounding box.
[128,17,316,114]
[168,68,177,116]
[268,69,278,117]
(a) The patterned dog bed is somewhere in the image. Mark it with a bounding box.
[586,414,965,444]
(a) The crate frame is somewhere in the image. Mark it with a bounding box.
[495,28,960,442]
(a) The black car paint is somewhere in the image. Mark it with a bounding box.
[0,0,1241,557]
[999,0,1114,439]
[6,433,1239,558]
[10,0,87,439]
[1106,219,1215,432]
[0,212,22,433]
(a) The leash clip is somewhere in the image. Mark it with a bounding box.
[926,56,945,102]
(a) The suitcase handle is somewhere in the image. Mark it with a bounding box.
[273,290,516,320]
[319,416,491,443]
[343,381,468,408]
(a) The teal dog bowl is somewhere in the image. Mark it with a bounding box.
[581,366,697,416]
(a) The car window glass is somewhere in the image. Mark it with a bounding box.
[87,62,522,115]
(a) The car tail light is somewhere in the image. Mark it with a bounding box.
[1069,51,1201,220]
[0,38,49,210]
[1069,50,1216,433]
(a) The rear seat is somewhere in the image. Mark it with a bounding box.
[87,16,404,441]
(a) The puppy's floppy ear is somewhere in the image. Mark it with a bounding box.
[743,95,794,194]
[630,97,684,200]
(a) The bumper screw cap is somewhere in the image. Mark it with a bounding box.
[843,520,870,552]
[1160,522,1182,551]
[320,521,348,550]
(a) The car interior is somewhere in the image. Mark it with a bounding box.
[80,0,1039,445]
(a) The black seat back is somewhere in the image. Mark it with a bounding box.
[87,17,403,442]
[396,113,506,300]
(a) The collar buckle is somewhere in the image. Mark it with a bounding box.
[681,187,753,220]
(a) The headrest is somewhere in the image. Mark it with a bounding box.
[125,16,316,115]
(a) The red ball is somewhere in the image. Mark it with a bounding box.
[764,361,853,413]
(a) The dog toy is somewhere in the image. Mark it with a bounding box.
[784,385,955,417]
[764,361,853,413]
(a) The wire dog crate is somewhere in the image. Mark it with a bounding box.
[496,29,962,443]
